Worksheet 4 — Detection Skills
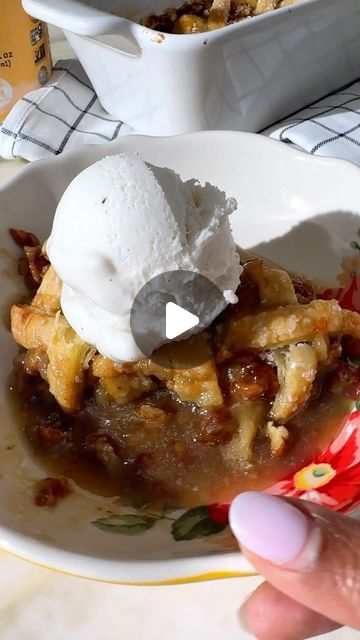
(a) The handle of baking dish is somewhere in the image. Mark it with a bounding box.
[22,0,141,54]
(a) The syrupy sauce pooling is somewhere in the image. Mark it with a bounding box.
[10,356,353,509]
[8,231,359,509]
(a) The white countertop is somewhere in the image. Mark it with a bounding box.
[0,33,359,640]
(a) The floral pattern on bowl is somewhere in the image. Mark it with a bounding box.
[93,505,230,542]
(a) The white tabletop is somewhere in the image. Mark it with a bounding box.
[0,33,359,640]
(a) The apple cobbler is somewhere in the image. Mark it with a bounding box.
[143,0,297,34]
[10,229,360,508]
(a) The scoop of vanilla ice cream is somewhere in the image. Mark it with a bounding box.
[47,153,241,362]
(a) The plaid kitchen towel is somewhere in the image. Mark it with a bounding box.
[0,59,131,162]
[2,58,360,163]
[269,80,360,165]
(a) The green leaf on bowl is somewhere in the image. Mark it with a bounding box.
[171,506,227,541]
[92,513,156,535]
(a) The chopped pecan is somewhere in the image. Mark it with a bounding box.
[24,246,49,285]
[138,404,168,425]
[34,477,72,507]
[85,434,122,468]
[10,228,49,289]
[9,228,39,248]
[222,352,279,401]
[194,408,237,445]
[37,425,64,446]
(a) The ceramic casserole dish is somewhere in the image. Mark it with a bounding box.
[23,0,360,135]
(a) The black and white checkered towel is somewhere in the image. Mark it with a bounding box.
[269,80,360,165]
[0,60,131,161]
[2,58,360,164]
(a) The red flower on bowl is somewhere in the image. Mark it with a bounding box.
[266,412,360,513]
[208,275,360,524]
[266,276,360,513]
[207,411,360,526]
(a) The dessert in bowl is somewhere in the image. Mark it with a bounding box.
[9,152,360,512]
[1,132,360,583]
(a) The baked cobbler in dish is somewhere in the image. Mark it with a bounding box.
[143,0,298,34]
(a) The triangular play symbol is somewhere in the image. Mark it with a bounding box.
[165,302,199,340]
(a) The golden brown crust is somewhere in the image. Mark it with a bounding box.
[219,299,344,356]
[245,258,298,307]
[265,421,289,457]
[99,373,157,405]
[224,398,267,463]
[269,343,318,422]
[254,0,277,14]
[208,0,231,29]
[10,244,360,465]
[32,266,62,313]
[46,313,96,413]
[143,0,294,34]
[11,304,95,413]
[94,355,223,408]
[11,304,59,350]
[340,309,360,341]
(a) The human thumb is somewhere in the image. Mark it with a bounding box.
[229,492,360,630]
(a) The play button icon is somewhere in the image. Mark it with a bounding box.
[165,302,199,340]
[130,270,230,369]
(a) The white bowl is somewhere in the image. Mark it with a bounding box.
[1,131,360,584]
[23,0,360,135]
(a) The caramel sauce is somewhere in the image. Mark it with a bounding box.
[10,363,351,509]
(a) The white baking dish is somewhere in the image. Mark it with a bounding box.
[23,0,360,135]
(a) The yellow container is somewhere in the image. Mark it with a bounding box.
[0,1,52,121]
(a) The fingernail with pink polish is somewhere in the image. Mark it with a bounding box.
[229,492,317,566]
